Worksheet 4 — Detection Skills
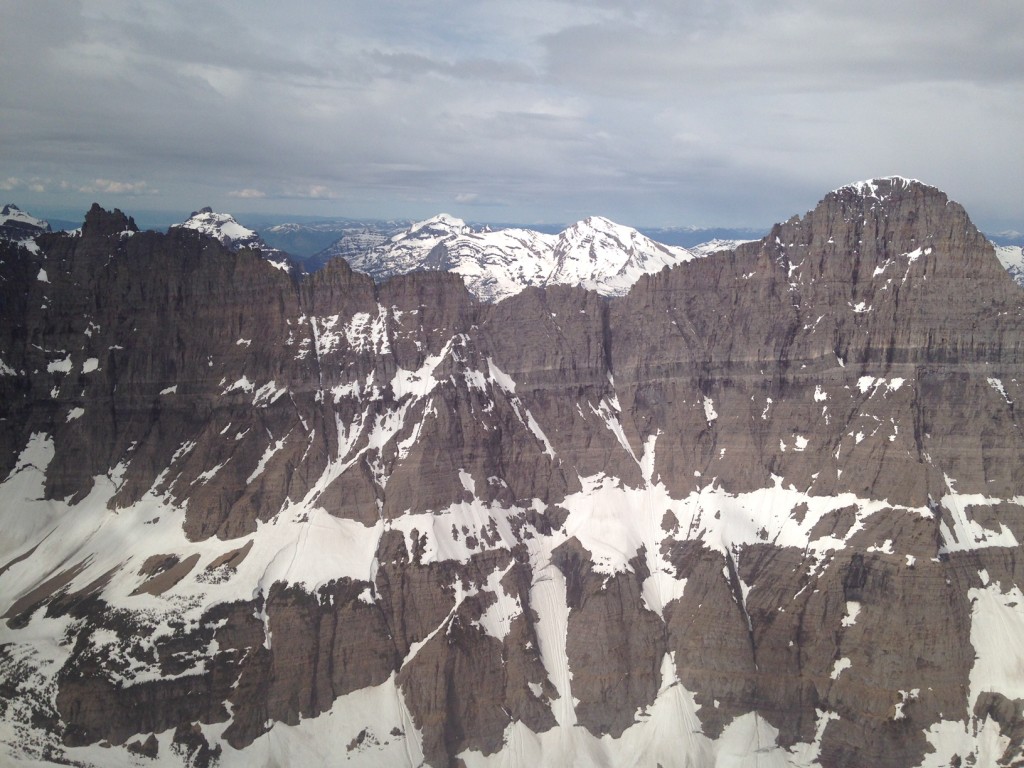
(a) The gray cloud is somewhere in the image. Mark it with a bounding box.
[78,179,156,195]
[228,188,266,199]
[1,0,1021,230]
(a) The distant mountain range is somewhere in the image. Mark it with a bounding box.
[332,213,751,302]
[144,207,757,301]
[6,203,1023,296]
[268,218,763,261]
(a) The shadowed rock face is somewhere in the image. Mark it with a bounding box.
[3,178,1024,767]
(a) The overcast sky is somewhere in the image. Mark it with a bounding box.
[1,0,1022,230]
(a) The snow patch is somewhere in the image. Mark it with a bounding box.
[247,435,289,485]
[252,380,287,407]
[223,376,254,394]
[487,359,517,393]
[703,396,718,424]
[893,688,919,720]
[969,579,1024,706]
[830,657,852,680]
[988,377,1013,404]
[46,356,72,374]
[857,376,877,394]
[938,491,1021,553]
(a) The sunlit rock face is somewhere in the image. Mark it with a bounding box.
[3,178,1024,767]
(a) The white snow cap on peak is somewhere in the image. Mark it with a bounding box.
[838,176,925,198]
[1,203,49,231]
[407,213,469,236]
[563,215,643,241]
[573,215,619,230]
[173,207,259,247]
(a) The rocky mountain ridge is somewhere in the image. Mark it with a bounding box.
[1,178,1024,767]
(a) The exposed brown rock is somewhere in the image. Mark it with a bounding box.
[126,733,159,758]
[131,553,200,596]
[3,558,91,627]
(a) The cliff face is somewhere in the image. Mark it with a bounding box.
[3,179,1024,768]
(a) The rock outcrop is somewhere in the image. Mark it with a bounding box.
[2,178,1024,767]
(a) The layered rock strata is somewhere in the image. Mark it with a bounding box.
[1,179,1024,767]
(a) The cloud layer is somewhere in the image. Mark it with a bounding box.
[1,0,1021,229]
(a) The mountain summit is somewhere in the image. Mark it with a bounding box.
[0,203,50,245]
[344,213,701,301]
[171,207,292,271]
[2,179,1024,767]
[172,207,263,249]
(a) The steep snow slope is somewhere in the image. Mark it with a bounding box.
[994,243,1024,287]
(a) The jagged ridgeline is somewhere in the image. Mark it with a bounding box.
[2,178,1024,767]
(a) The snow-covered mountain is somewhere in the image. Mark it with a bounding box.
[687,237,750,258]
[0,204,50,250]
[345,213,704,302]
[172,207,261,248]
[994,243,1024,287]
[346,213,475,280]
[171,207,292,271]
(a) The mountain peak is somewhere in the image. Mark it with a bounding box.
[1,202,50,227]
[406,213,470,237]
[82,203,137,237]
[170,208,293,272]
[550,216,693,292]
[574,214,618,229]
[834,176,929,200]
[562,215,641,242]
[172,208,260,249]
[0,203,51,248]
